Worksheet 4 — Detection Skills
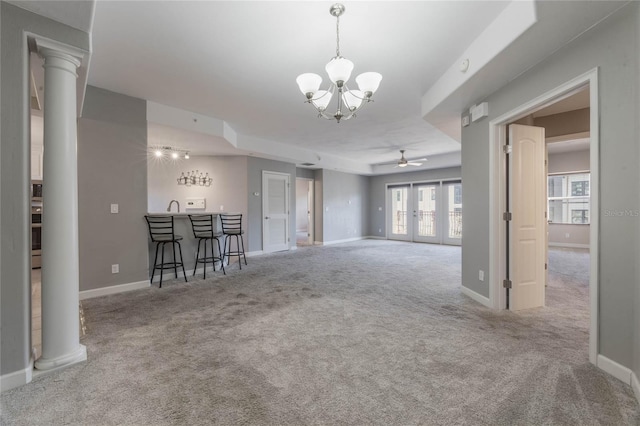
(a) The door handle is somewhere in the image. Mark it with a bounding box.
[265,216,270,219]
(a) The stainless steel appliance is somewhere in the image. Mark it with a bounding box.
[32,184,42,269]
[31,180,43,200]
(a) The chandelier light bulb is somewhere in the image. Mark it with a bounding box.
[312,90,333,111]
[356,72,383,96]
[296,73,322,98]
[184,152,190,159]
[342,90,364,111]
[154,149,163,157]
[325,57,354,86]
[171,152,179,159]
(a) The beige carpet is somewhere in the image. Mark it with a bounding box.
[2,240,639,425]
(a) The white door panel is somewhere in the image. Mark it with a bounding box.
[413,184,439,243]
[509,124,546,311]
[263,171,290,253]
[388,186,411,241]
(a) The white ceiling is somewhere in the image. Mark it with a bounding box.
[16,0,626,174]
[88,1,510,167]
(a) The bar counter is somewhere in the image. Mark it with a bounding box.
[145,212,224,280]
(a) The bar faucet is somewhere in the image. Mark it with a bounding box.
[167,200,180,213]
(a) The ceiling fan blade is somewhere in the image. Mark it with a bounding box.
[413,158,427,162]
[408,162,422,166]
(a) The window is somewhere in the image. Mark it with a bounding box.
[547,172,590,224]
[454,186,462,205]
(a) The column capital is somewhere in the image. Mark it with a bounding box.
[34,37,84,69]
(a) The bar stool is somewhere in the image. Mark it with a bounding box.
[188,214,226,277]
[220,213,247,269]
[144,215,188,287]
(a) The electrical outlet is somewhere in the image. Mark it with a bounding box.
[111,264,119,274]
[565,233,570,238]
[220,205,224,211]
[378,207,382,211]
[379,228,382,233]
[110,203,119,214]
[479,270,484,281]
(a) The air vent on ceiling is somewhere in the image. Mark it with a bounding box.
[300,163,315,167]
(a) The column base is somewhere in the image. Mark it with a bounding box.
[34,345,87,373]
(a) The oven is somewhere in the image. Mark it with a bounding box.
[32,206,42,269]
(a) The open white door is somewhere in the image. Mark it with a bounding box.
[508,124,546,311]
[263,171,290,253]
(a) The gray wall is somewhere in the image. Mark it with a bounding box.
[634,0,640,389]
[548,150,589,174]
[78,86,149,291]
[534,108,589,138]
[369,167,462,237]
[246,157,296,252]
[0,2,90,377]
[296,167,315,179]
[461,4,638,368]
[148,155,248,215]
[320,170,370,242]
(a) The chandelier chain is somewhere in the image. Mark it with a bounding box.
[336,14,340,57]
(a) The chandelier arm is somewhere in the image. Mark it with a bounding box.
[318,111,335,120]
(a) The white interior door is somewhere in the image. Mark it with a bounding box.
[442,182,462,246]
[306,180,314,245]
[509,124,546,311]
[413,184,439,243]
[263,171,290,253]
[387,185,411,241]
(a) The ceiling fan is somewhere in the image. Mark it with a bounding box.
[395,150,426,168]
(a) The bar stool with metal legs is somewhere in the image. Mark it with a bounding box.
[220,213,248,270]
[145,215,188,287]
[188,214,226,277]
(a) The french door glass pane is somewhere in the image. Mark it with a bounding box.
[391,187,408,235]
[447,184,462,239]
[416,185,436,237]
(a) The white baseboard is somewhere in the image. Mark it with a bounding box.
[289,246,297,251]
[461,285,492,308]
[597,354,632,384]
[548,242,589,249]
[318,237,365,246]
[1,362,33,392]
[632,371,640,405]
[246,250,263,257]
[80,280,150,300]
[365,236,387,240]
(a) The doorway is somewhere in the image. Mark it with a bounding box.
[489,69,598,363]
[295,178,314,246]
[262,171,290,253]
[387,180,462,245]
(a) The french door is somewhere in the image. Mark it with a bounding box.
[387,181,461,245]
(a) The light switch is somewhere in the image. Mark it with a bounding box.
[110,204,119,214]
[378,207,382,211]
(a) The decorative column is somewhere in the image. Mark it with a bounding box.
[35,41,86,371]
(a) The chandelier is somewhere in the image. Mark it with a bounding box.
[177,170,212,187]
[296,3,382,123]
